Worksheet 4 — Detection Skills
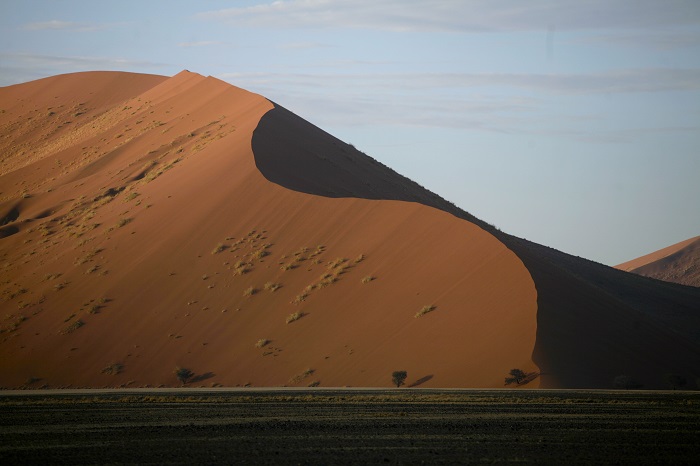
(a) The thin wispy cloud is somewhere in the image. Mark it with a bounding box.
[279,41,330,50]
[197,0,700,32]
[22,20,105,32]
[0,52,168,85]
[177,41,224,48]
[221,68,700,96]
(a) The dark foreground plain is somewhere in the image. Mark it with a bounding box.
[1,389,699,464]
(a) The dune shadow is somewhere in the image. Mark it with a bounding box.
[408,375,433,388]
[189,372,215,384]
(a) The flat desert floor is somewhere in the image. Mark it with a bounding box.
[1,389,699,464]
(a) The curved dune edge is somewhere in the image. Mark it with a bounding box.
[0,70,539,389]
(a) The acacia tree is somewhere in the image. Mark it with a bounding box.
[392,371,407,388]
[504,369,527,386]
[175,367,194,385]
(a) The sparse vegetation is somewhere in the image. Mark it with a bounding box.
[361,275,375,284]
[286,312,304,324]
[243,286,257,297]
[101,363,123,375]
[288,369,315,385]
[175,367,194,385]
[116,218,132,228]
[505,369,527,386]
[415,305,436,318]
[256,339,270,348]
[392,371,407,388]
[62,319,84,334]
[264,282,281,292]
[211,243,227,254]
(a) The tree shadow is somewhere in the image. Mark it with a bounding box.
[190,372,215,384]
[408,375,433,388]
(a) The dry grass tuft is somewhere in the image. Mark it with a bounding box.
[286,312,304,324]
[415,305,436,318]
[264,282,281,292]
[101,363,123,375]
[361,275,375,284]
[256,338,270,348]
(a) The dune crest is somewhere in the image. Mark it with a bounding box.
[0,71,539,389]
[616,236,700,288]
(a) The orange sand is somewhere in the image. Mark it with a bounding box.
[0,71,538,389]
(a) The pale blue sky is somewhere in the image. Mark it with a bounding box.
[1,1,699,265]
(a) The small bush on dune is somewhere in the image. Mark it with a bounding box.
[175,367,193,385]
[504,368,527,385]
[264,282,281,292]
[392,371,407,388]
[286,312,304,324]
[256,339,270,348]
[415,305,436,318]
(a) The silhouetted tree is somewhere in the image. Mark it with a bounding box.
[505,369,527,385]
[613,374,642,390]
[175,367,194,385]
[665,374,687,390]
[392,371,407,388]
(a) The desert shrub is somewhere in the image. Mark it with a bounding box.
[101,363,123,375]
[288,368,314,385]
[211,243,227,254]
[116,218,132,228]
[327,258,347,269]
[243,286,257,297]
[251,248,270,260]
[354,254,365,263]
[504,368,527,385]
[415,305,436,318]
[256,339,270,348]
[175,367,194,385]
[62,319,84,334]
[286,312,304,324]
[361,275,375,284]
[264,282,281,292]
[392,371,407,388]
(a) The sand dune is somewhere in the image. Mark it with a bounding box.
[1,71,698,390]
[615,237,700,288]
[0,71,538,389]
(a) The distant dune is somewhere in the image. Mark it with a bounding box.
[616,237,700,288]
[1,71,698,390]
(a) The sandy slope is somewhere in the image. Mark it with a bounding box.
[615,237,700,288]
[0,71,538,389]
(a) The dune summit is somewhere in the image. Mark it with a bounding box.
[1,71,698,390]
[616,236,700,288]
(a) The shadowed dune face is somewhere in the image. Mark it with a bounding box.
[0,71,539,389]
[616,237,700,288]
[252,103,700,389]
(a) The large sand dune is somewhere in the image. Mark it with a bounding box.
[616,236,700,288]
[1,71,698,390]
[0,71,537,389]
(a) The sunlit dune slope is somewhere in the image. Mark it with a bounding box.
[616,236,700,288]
[0,71,538,389]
